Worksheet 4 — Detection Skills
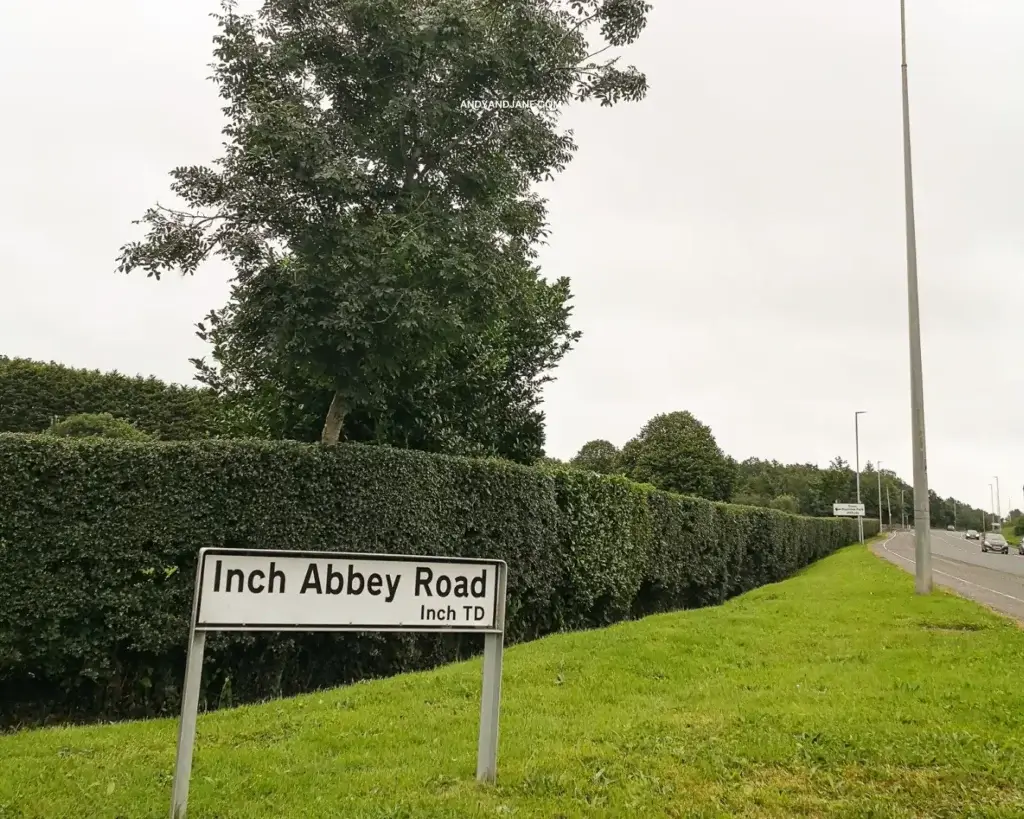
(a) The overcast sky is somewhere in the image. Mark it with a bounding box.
[1,0,1021,513]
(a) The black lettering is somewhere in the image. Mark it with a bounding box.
[436,575,451,597]
[366,573,383,596]
[473,606,485,620]
[213,559,223,591]
[247,569,265,593]
[300,563,322,594]
[415,567,433,596]
[346,564,365,595]
[384,574,400,602]
[454,576,469,598]
[325,564,344,595]
[470,570,487,598]
[268,561,286,593]
[463,605,473,618]
[421,605,456,621]
[226,568,245,592]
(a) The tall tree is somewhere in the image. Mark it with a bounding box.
[116,0,650,446]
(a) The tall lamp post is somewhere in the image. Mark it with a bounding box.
[855,411,866,543]
[994,476,1001,520]
[877,460,885,532]
[900,0,932,593]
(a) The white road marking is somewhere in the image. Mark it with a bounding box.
[880,532,1024,605]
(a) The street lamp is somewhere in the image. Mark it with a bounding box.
[994,476,1001,520]
[855,411,866,543]
[877,460,884,532]
[900,0,932,594]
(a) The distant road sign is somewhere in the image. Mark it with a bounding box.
[833,503,866,517]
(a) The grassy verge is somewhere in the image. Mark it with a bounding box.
[3,547,1024,818]
[1001,522,1021,546]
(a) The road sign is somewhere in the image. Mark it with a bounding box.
[833,503,866,517]
[170,549,508,819]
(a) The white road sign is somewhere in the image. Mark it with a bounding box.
[171,548,509,818]
[195,549,501,631]
[833,503,866,517]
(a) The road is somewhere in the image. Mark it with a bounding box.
[874,529,1024,622]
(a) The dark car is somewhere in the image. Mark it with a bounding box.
[982,533,1009,554]
[965,529,979,540]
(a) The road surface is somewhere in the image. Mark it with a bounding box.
[874,529,1024,622]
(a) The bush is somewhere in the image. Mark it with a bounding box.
[0,356,224,439]
[46,412,155,440]
[0,434,875,728]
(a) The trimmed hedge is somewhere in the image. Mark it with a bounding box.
[0,356,224,439]
[0,435,876,728]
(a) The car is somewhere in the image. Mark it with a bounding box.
[947,524,955,531]
[982,533,1009,554]
[965,529,979,540]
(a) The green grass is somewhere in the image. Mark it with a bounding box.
[3,547,1024,819]
[1001,523,1021,546]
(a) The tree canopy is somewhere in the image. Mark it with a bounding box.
[562,411,992,528]
[732,456,992,529]
[116,0,650,456]
[570,439,620,474]
[618,411,735,501]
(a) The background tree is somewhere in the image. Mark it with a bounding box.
[117,0,650,449]
[618,411,735,501]
[570,439,620,474]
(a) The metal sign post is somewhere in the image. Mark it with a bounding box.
[170,549,508,819]
[476,565,507,783]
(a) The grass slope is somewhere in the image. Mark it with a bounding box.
[1001,522,1021,546]
[3,546,1024,818]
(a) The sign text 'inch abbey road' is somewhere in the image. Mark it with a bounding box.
[170,548,508,819]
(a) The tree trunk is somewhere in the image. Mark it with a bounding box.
[320,390,347,444]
